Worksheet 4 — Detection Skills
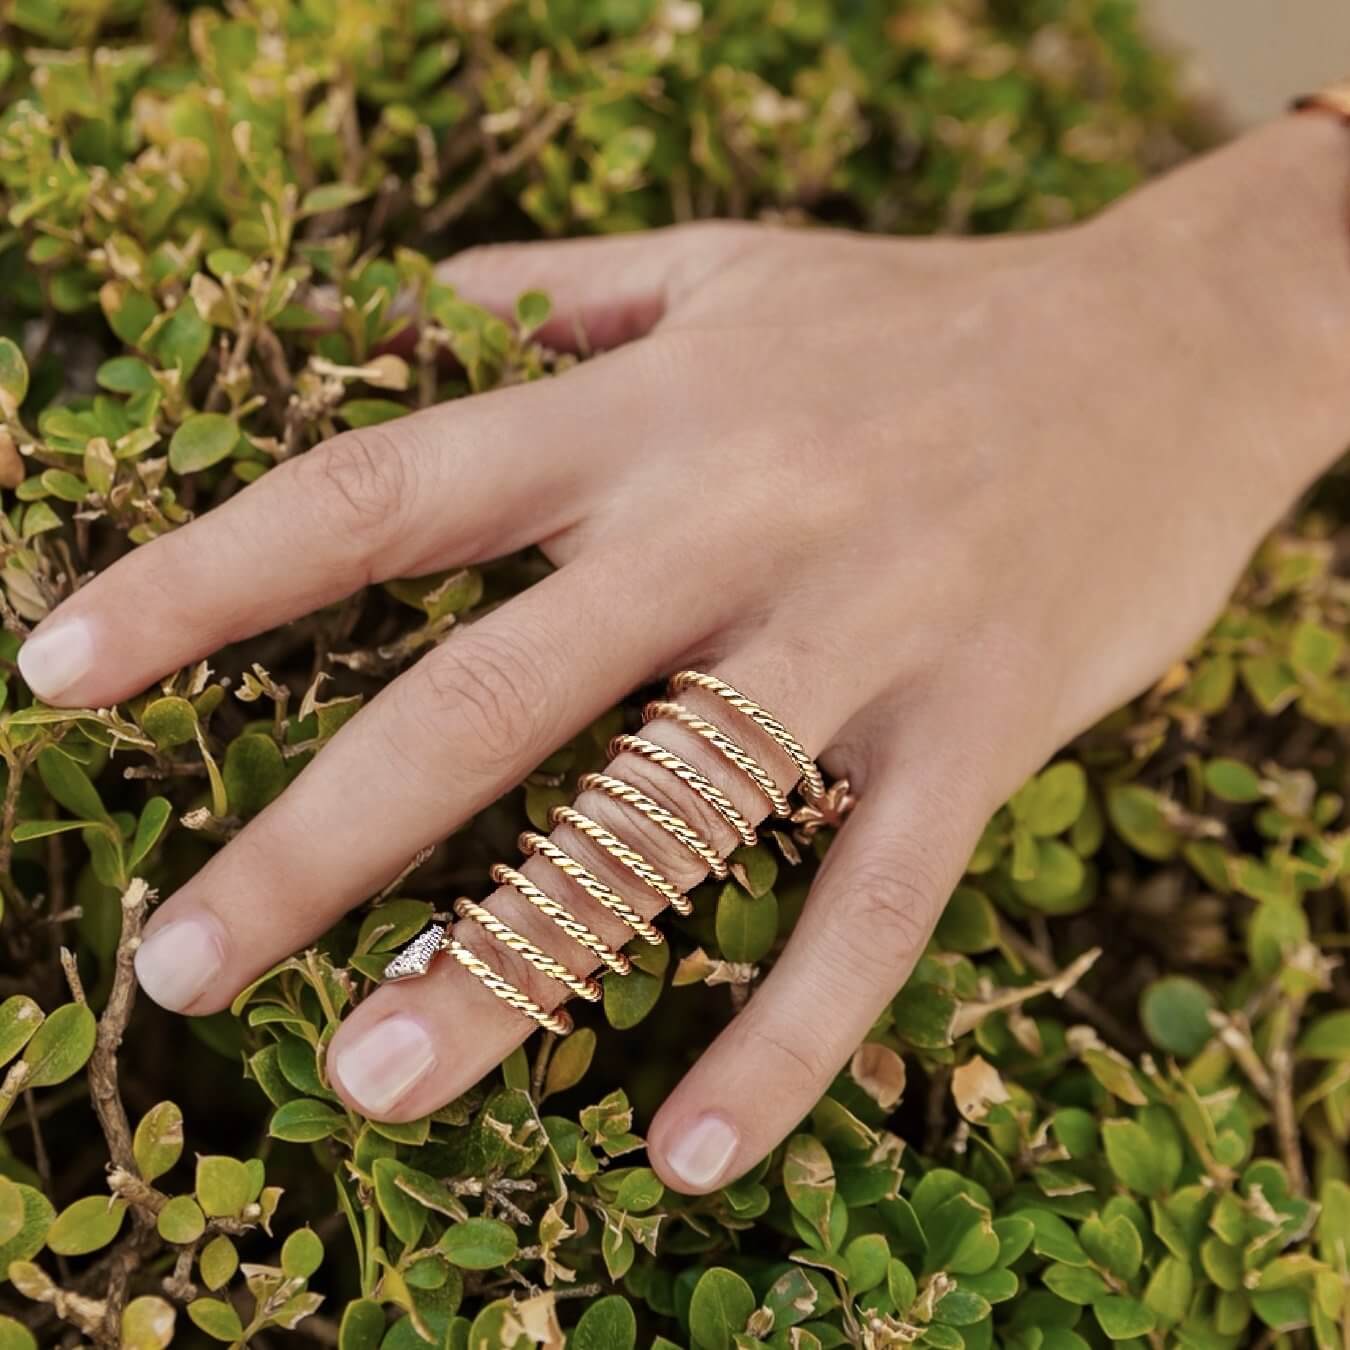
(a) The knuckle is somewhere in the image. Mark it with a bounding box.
[830,842,947,974]
[738,1010,834,1087]
[407,628,556,780]
[304,428,408,543]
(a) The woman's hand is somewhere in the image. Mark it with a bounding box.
[18,114,1350,1193]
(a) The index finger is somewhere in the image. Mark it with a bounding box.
[14,362,630,707]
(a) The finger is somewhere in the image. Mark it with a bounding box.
[15,354,645,707]
[324,649,871,1122]
[131,542,732,1016]
[646,744,1000,1195]
[438,222,756,351]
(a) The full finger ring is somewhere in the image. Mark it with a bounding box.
[381,670,831,1036]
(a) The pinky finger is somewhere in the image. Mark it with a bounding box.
[646,751,997,1195]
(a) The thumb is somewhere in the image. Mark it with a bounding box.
[436,222,754,351]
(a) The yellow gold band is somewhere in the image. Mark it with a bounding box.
[669,669,825,800]
[385,669,830,1036]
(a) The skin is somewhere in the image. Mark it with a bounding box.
[17,112,1350,1193]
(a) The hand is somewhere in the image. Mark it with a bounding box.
[18,114,1350,1193]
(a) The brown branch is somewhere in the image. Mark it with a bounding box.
[998,923,1146,1055]
[424,104,573,232]
[89,881,152,1174]
[1268,990,1309,1197]
[88,880,152,1346]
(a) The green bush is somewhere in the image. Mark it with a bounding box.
[1,1,1347,1347]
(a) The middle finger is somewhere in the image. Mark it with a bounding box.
[131,541,730,1014]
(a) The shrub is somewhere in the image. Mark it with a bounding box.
[1,1,1347,1348]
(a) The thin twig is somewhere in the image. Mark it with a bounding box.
[998,924,1145,1054]
[89,880,153,1346]
[424,105,573,232]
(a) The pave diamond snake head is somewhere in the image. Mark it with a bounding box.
[382,922,447,982]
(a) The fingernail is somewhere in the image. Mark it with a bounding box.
[17,618,94,701]
[332,1014,437,1117]
[134,914,225,1012]
[665,1114,740,1192]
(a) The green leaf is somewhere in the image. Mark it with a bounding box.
[22,1002,96,1086]
[1106,785,1179,861]
[608,1167,663,1213]
[715,882,777,962]
[140,696,198,749]
[282,1226,324,1279]
[892,979,958,1049]
[844,1233,890,1293]
[372,1158,427,1248]
[0,1183,22,1246]
[10,819,102,842]
[571,1294,635,1350]
[223,733,288,815]
[337,399,408,428]
[129,798,173,874]
[339,1299,386,1350]
[1011,762,1086,836]
[688,1267,755,1350]
[37,747,112,825]
[1143,1253,1193,1326]
[198,1235,238,1291]
[1290,620,1342,678]
[168,413,239,473]
[1102,1117,1178,1198]
[783,1134,835,1246]
[120,1297,176,1350]
[0,1183,54,1269]
[97,356,158,394]
[133,1101,184,1182]
[543,1026,595,1099]
[0,336,29,414]
[1139,976,1215,1058]
[1079,1213,1142,1282]
[1011,838,1087,913]
[0,996,43,1066]
[603,954,665,1030]
[1044,1263,1109,1305]
[47,1196,127,1255]
[270,1097,345,1143]
[300,182,372,216]
[156,1194,205,1244]
[515,290,552,338]
[0,1317,36,1350]
[935,885,1000,954]
[1299,1010,1350,1059]
[195,1155,254,1218]
[188,1298,245,1342]
[1203,757,1264,803]
[1093,1295,1157,1340]
[152,302,211,377]
[439,1217,518,1270]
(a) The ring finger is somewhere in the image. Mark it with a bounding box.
[324,643,877,1120]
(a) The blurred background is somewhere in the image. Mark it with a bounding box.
[1151,0,1350,124]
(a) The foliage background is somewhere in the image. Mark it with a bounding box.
[0,0,1348,1347]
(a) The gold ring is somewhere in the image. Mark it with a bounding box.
[454,897,602,1003]
[549,804,693,916]
[642,700,792,817]
[382,669,829,1037]
[577,772,728,879]
[608,733,758,847]
[668,669,825,800]
[445,938,573,1034]
[489,862,631,976]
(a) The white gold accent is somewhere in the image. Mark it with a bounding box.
[382,922,447,981]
